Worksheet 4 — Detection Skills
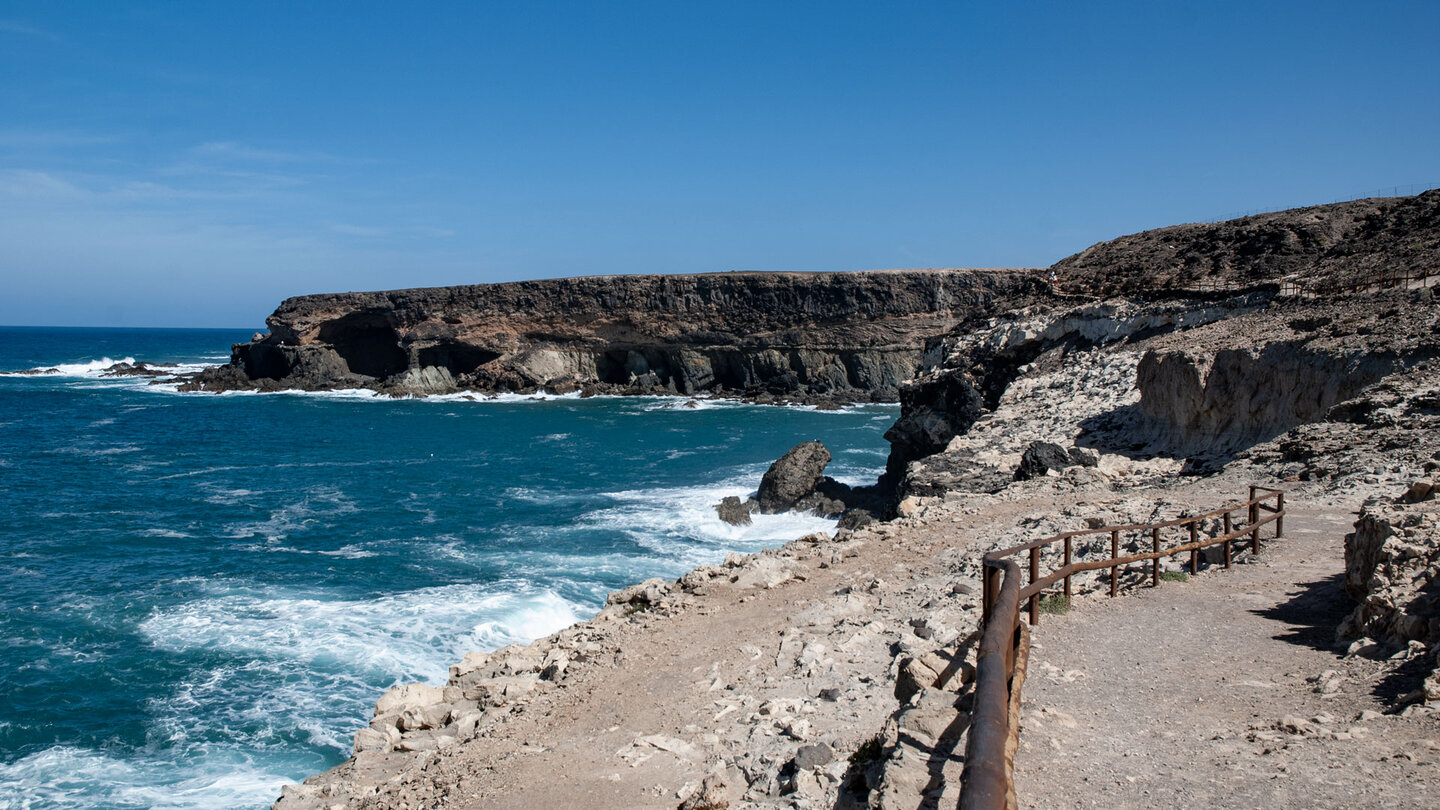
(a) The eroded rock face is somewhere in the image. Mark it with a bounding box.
[1135,344,1397,458]
[1340,500,1440,644]
[182,269,1042,401]
[1338,497,1440,704]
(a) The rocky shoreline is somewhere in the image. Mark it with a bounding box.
[256,191,1439,808]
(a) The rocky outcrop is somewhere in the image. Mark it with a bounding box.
[181,269,1043,402]
[883,295,1272,497]
[1338,497,1440,704]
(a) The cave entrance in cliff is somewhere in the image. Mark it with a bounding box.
[318,313,408,379]
[416,343,501,376]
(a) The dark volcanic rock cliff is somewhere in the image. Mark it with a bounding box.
[185,269,1043,402]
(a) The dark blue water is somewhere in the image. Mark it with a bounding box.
[0,327,897,809]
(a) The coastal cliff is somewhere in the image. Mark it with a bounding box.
[265,192,1440,809]
[184,269,1043,403]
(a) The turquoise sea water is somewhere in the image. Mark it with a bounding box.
[0,327,897,810]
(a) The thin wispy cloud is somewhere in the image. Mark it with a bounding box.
[0,168,299,204]
[329,223,389,237]
[0,169,84,199]
[191,141,309,163]
[327,223,458,239]
[0,19,61,42]
[0,130,120,149]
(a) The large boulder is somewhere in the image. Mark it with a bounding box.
[756,441,832,513]
[1014,441,1072,480]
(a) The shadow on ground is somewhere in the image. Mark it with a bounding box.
[1252,573,1350,654]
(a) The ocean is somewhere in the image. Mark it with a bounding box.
[0,327,898,810]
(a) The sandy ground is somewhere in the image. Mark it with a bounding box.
[1014,503,1440,809]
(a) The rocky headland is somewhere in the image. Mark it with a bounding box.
[264,190,1439,809]
[178,269,1044,405]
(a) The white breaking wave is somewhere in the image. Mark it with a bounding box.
[0,745,287,810]
[138,580,585,685]
[0,356,135,378]
[583,476,839,570]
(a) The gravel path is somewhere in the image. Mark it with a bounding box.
[1013,502,1440,809]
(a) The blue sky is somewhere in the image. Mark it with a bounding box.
[1,1,1437,328]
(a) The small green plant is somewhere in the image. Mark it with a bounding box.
[1037,593,1070,615]
[1160,570,1189,583]
[849,734,886,766]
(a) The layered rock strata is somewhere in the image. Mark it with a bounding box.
[182,270,1042,402]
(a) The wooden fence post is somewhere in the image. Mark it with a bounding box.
[1189,521,1199,574]
[1029,546,1040,626]
[1223,513,1232,568]
[1276,491,1285,538]
[1151,527,1161,586]
[1109,530,1119,597]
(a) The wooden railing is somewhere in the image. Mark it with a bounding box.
[958,486,1286,810]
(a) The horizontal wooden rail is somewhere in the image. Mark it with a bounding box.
[959,486,1286,810]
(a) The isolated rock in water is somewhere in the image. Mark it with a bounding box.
[1014,441,1071,480]
[716,495,757,526]
[757,441,831,513]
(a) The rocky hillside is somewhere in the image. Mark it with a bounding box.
[1052,189,1440,296]
[183,269,1042,403]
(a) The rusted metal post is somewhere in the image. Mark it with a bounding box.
[1063,536,1072,597]
[1151,526,1160,586]
[1223,512,1232,568]
[1029,546,1040,626]
[1276,491,1285,538]
[1189,521,1199,574]
[1109,529,1119,597]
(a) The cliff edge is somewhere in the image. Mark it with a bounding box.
[182,269,1043,403]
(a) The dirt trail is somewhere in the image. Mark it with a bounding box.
[1013,502,1440,809]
